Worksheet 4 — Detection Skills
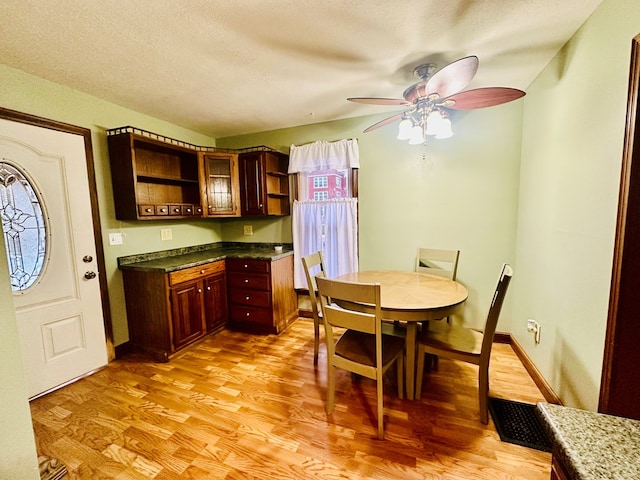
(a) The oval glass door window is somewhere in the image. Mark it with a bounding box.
[0,162,48,291]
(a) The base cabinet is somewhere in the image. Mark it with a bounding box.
[227,256,297,333]
[122,260,227,361]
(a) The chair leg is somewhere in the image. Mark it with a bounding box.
[326,364,335,414]
[396,353,404,400]
[376,372,384,440]
[479,365,489,424]
[313,316,320,366]
[415,346,425,400]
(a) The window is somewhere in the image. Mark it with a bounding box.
[0,162,48,291]
[313,191,328,201]
[289,139,360,289]
[313,176,328,189]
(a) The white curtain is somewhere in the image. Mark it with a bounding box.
[293,198,359,288]
[290,139,359,289]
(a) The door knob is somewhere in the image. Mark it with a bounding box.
[83,255,93,263]
[84,271,97,280]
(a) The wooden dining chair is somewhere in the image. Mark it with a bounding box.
[316,275,405,440]
[301,251,326,366]
[415,247,460,280]
[415,263,513,424]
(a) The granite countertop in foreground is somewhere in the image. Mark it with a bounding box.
[537,402,640,480]
[118,242,294,273]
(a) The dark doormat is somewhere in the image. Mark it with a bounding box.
[488,397,552,452]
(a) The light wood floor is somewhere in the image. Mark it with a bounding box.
[30,319,552,479]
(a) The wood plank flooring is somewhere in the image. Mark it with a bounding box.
[30,319,552,479]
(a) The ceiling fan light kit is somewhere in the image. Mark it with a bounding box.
[347,55,525,146]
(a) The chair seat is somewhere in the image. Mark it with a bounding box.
[421,320,483,357]
[336,330,406,367]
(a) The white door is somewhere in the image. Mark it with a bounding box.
[0,118,107,399]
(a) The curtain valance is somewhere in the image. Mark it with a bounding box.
[288,139,360,173]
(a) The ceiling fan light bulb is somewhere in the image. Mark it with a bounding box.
[397,118,413,140]
[435,117,453,139]
[408,125,424,144]
[425,110,444,136]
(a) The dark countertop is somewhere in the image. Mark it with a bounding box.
[537,402,640,480]
[118,242,294,272]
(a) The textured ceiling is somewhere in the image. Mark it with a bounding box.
[1,0,603,138]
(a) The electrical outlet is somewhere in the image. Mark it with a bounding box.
[108,232,123,245]
[243,225,253,236]
[160,228,172,241]
[527,319,541,344]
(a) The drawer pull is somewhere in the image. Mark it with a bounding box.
[159,208,167,213]
[145,207,152,213]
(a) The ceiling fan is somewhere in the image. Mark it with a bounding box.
[347,56,525,143]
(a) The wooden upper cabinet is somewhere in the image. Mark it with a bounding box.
[198,151,241,217]
[107,127,288,220]
[239,149,290,216]
[107,129,202,220]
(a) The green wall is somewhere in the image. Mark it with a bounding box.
[513,0,640,410]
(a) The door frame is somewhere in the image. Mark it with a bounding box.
[0,106,114,361]
[599,34,640,418]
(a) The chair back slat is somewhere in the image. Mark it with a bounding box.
[416,248,460,280]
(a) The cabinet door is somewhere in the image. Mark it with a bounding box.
[204,272,228,332]
[199,152,240,217]
[170,280,205,350]
[239,152,266,216]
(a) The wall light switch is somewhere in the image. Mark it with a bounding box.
[108,232,123,246]
[161,228,173,241]
[243,225,253,236]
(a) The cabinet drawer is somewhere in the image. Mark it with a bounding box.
[138,204,156,216]
[226,258,270,274]
[229,289,271,307]
[168,261,225,286]
[228,272,271,291]
[230,305,272,326]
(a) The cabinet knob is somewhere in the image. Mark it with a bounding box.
[159,208,167,213]
[246,296,250,300]
[246,312,250,317]
[243,264,248,268]
[186,208,192,213]
[145,208,152,213]
[207,286,211,291]
[200,269,205,274]
[198,288,202,293]
[244,279,249,283]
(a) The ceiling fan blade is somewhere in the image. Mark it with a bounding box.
[363,112,405,133]
[347,97,410,106]
[445,87,526,110]
[422,55,479,100]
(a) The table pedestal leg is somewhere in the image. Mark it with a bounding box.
[406,323,417,400]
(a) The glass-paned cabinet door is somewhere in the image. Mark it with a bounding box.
[199,152,240,217]
[0,162,48,291]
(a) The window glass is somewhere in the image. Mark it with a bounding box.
[0,162,48,291]
[299,168,350,200]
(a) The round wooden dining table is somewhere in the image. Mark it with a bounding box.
[332,270,468,400]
